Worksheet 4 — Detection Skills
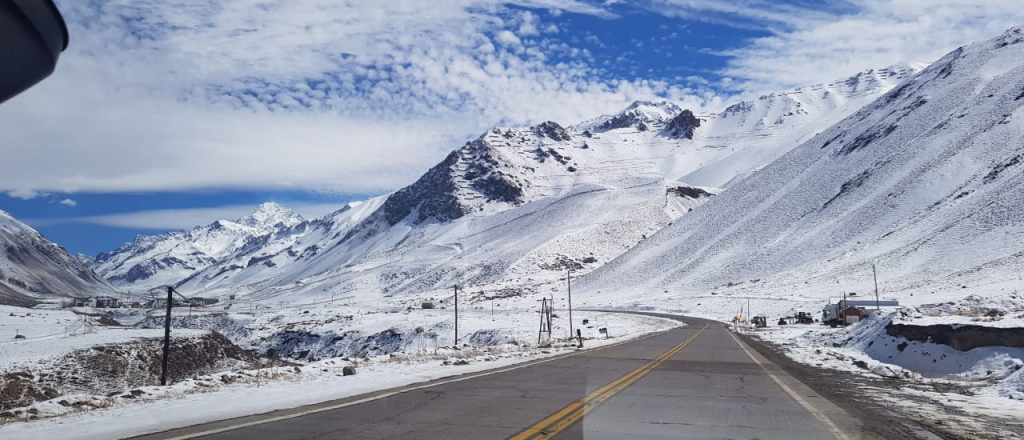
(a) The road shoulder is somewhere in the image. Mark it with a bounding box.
[737,332,968,440]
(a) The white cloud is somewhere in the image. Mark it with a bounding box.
[648,0,1024,95]
[684,75,709,86]
[495,30,524,47]
[59,198,77,207]
[0,0,713,198]
[7,189,41,200]
[643,0,840,30]
[27,202,347,230]
[518,11,540,36]
[729,1,1024,93]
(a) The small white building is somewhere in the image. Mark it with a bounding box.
[94,296,120,308]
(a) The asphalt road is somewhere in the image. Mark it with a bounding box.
[133,315,872,440]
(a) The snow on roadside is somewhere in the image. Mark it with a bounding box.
[0,311,680,440]
[761,312,1023,382]
[747,294,1024,431]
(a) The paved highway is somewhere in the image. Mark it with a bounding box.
[133,315,873,440]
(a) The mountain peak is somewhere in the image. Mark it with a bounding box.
[577,100,684,133]
[625,100,682,114]
[255,201,286,213]
[238,202,304,228]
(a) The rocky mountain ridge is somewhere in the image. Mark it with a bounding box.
[0,210,117,305]
[91,202,305,291]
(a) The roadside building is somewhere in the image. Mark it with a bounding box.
[839,306,868,325]
[94,296,120,308]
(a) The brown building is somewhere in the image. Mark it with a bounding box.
[839,306,868,324]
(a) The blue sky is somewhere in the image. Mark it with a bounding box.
[0,0,1021,256]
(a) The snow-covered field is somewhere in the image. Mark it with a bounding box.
[0,306,83,341]
[0,303,680,440]
[0,306,209,367]
[119,291,680,357]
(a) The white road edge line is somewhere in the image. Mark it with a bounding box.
[150,322,686,440]
[729,331,853,440]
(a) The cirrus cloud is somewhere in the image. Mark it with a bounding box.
[647,0,1024,94]
[24,202,345,230]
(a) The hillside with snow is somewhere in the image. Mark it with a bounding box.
[0,211,117,306]
[93,65,917,303]
[91,202,304,291]
[578,27,1024,314]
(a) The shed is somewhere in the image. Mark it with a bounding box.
[840,306,868,324]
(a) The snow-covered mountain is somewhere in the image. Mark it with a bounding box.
[92,202,304,291]
[575,64,920,189]
[0,210,117,306]
[579,27,1024,307]
[117,65,917,301]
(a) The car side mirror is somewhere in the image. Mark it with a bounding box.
[0,0,69,104]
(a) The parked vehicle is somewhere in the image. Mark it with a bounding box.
[822,298,900,327]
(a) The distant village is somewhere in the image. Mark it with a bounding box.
[69,295,218,309]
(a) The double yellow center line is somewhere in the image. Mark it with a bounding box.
[508,325,708,440]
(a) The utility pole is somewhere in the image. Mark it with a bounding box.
[567,268,574,340]
[747,297,751,328]
[454,285,459,346]
[161,286,173,386]
[873,264,880,311]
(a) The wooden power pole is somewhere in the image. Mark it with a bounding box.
[873,264,880,311]
[161,286,173,386]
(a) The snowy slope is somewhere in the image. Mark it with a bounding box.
[92,202,304,291]
[152,66,915,301]
[0,210,117,305]
[174,199,385,294]
[682,64,920,188]
[178,179,703,299]
[579,27,1024,309]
